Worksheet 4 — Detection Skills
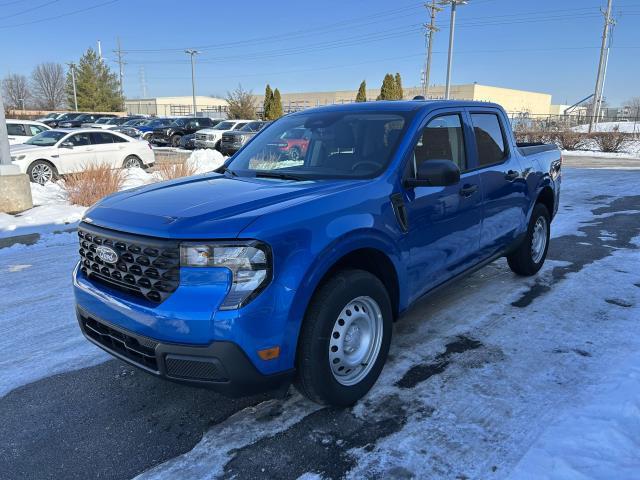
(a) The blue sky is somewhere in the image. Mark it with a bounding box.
[1,0,639,105]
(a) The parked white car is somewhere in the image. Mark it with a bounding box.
[6,119,51,145]
[10,129,155,184]
[194,119,252,149]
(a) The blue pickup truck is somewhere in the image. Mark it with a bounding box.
[73,100,561,406]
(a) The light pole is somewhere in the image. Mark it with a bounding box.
[440,0,468,100]
[185,49,200,116]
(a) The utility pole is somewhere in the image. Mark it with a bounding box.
[114,37,126,100]
[589,0,614,133]
[97,40,103,61]
[185,49,200,116]
[423,0,441,97]
[67,62,78,111]
[139,66,148,98]
[440,0,468,100]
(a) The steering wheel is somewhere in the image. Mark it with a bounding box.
[351,160,380,171]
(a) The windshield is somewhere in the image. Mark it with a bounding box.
[95,118,111,124]
[226,111,410,179]
[214,121,235,130]
[122,119,142,126]
[148,119,170,127]
[240,122,263,132]
[171,119,187,127]
[24,130,67,146]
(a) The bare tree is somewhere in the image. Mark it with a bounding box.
[623,96,640,110]
[226,84,257,119]
[1,73,30,109]
[31,63,66,109]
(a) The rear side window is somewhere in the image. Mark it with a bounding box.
[29,125,47,135]
[7,123,26,136]
[412,114,467,174]
[233,122,248,130]
[89,132,115,144]
[112,134,128,143]
[471,113,507,167]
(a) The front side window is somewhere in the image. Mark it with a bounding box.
[7,123,26,136]
[411,114,466,177]
[227,111,409,179]
[471,113,507,167]
[67,132,91,146]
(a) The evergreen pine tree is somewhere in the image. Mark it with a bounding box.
[394,72,403,100]
[272,88,284,118]
[377,74,395,100]
[263,84,273,120]
[355,80,367,102]
[66,48,123,111]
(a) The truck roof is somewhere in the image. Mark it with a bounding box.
[293,99,504,115]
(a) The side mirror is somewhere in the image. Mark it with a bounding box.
[60,141,74,149]
[404,159,460,188]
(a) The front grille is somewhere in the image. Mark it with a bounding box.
[221,133,238,144]
[196,133,207,141]
[165,356,228,381]
[81,315,158,371]
[78,224,180,303]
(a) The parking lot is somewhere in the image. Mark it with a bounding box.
[1,160,639,480]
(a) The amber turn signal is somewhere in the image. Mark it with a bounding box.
[257,346,280,360]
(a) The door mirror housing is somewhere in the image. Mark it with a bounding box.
[60,141,74,149]
[404,160,460,188]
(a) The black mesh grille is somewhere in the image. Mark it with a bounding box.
[78,223,180,303]
[165,356,227,381]
[81,315,158,371]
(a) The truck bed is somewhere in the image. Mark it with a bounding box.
[517,142,558,156]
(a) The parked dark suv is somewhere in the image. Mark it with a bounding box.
[220,120,270,155]
[151,117,217,147]
[42,112,87,128]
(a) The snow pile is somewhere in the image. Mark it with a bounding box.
[562,139,640,159]
[187,148,226,174]
[508,351,640,480]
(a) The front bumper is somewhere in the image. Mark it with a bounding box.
[220,142,242,155]
[77,307,293,396]
[194,139,218,149]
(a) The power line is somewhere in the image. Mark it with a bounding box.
[0,0,119,28]
[0,0,60,20]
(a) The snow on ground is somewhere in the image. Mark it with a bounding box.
[573,121,640,134]
[562,139,640,159]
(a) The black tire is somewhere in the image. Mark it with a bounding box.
[295,269,392,406]
[289,147,301,161]
[170,134,181,147]
[214,140,221,151]
[27,160,58,184]
[122,155,143,169]
[507,203,551,276]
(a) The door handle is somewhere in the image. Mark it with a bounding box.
[459,184,478,197]
[505,170,519,181]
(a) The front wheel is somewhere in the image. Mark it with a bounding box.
[122,155,143,169]
[170,134,181,147]
[27,160,58,184]
[507,203,550,276]
[295,269,392,406]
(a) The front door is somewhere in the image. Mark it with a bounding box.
[57,132,96,174]
[400,111,484,303]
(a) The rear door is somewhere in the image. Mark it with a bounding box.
[89,131,122,166]
[467,108,527,257]
[400,109,484,301]
[7,123,30,144]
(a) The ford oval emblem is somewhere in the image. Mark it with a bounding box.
[96,245,119,264]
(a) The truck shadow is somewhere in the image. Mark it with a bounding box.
[0,359,270,480]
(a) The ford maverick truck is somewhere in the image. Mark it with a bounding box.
[74,101,561,406]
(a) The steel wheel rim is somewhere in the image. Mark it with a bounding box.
[124,157,139,168]
[329,296,383,386]
[32,164,52,184]
[531,216,548,264]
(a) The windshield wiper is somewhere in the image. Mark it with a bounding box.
[254,171,305,181]
[219,165,238,177]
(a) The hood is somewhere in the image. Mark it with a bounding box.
[10,144,52,155]
[85,173,359,239]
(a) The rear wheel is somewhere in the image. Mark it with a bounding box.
[295,269,392,406]
[27,160,57,184]
[289,146,301,161]
[507,203,550,276]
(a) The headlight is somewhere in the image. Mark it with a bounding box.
[238,135,248,143]
[11,154,26,161]
[180,241,272,309]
